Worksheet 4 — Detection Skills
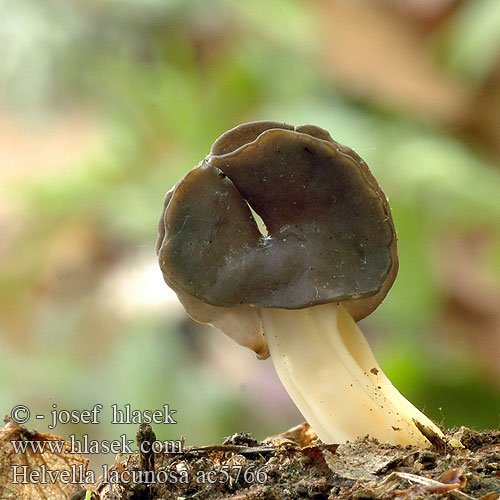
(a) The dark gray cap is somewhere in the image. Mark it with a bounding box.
[157,121,398,356]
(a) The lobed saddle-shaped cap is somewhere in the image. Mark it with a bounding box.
[157,121,398,356]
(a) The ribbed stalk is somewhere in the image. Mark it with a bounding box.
[260,303,442,446]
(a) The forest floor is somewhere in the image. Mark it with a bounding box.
[1,418,498,500]
[91,423,500,500]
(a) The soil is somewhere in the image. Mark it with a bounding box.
[1,418,498,500]
[90,423,500,500]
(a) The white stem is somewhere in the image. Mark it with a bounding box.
[260,302,443,446]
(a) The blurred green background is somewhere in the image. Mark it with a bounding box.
[1,0,500,473]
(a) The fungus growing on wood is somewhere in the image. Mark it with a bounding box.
[157,121,443,446]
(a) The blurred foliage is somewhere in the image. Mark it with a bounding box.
[1,0,500,473]
[438,0,500,83]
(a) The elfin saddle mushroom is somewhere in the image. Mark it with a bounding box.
[157,121,443,446]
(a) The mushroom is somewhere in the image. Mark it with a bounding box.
[157,121,443,446]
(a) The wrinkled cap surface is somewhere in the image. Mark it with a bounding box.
[157,121,397,322]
